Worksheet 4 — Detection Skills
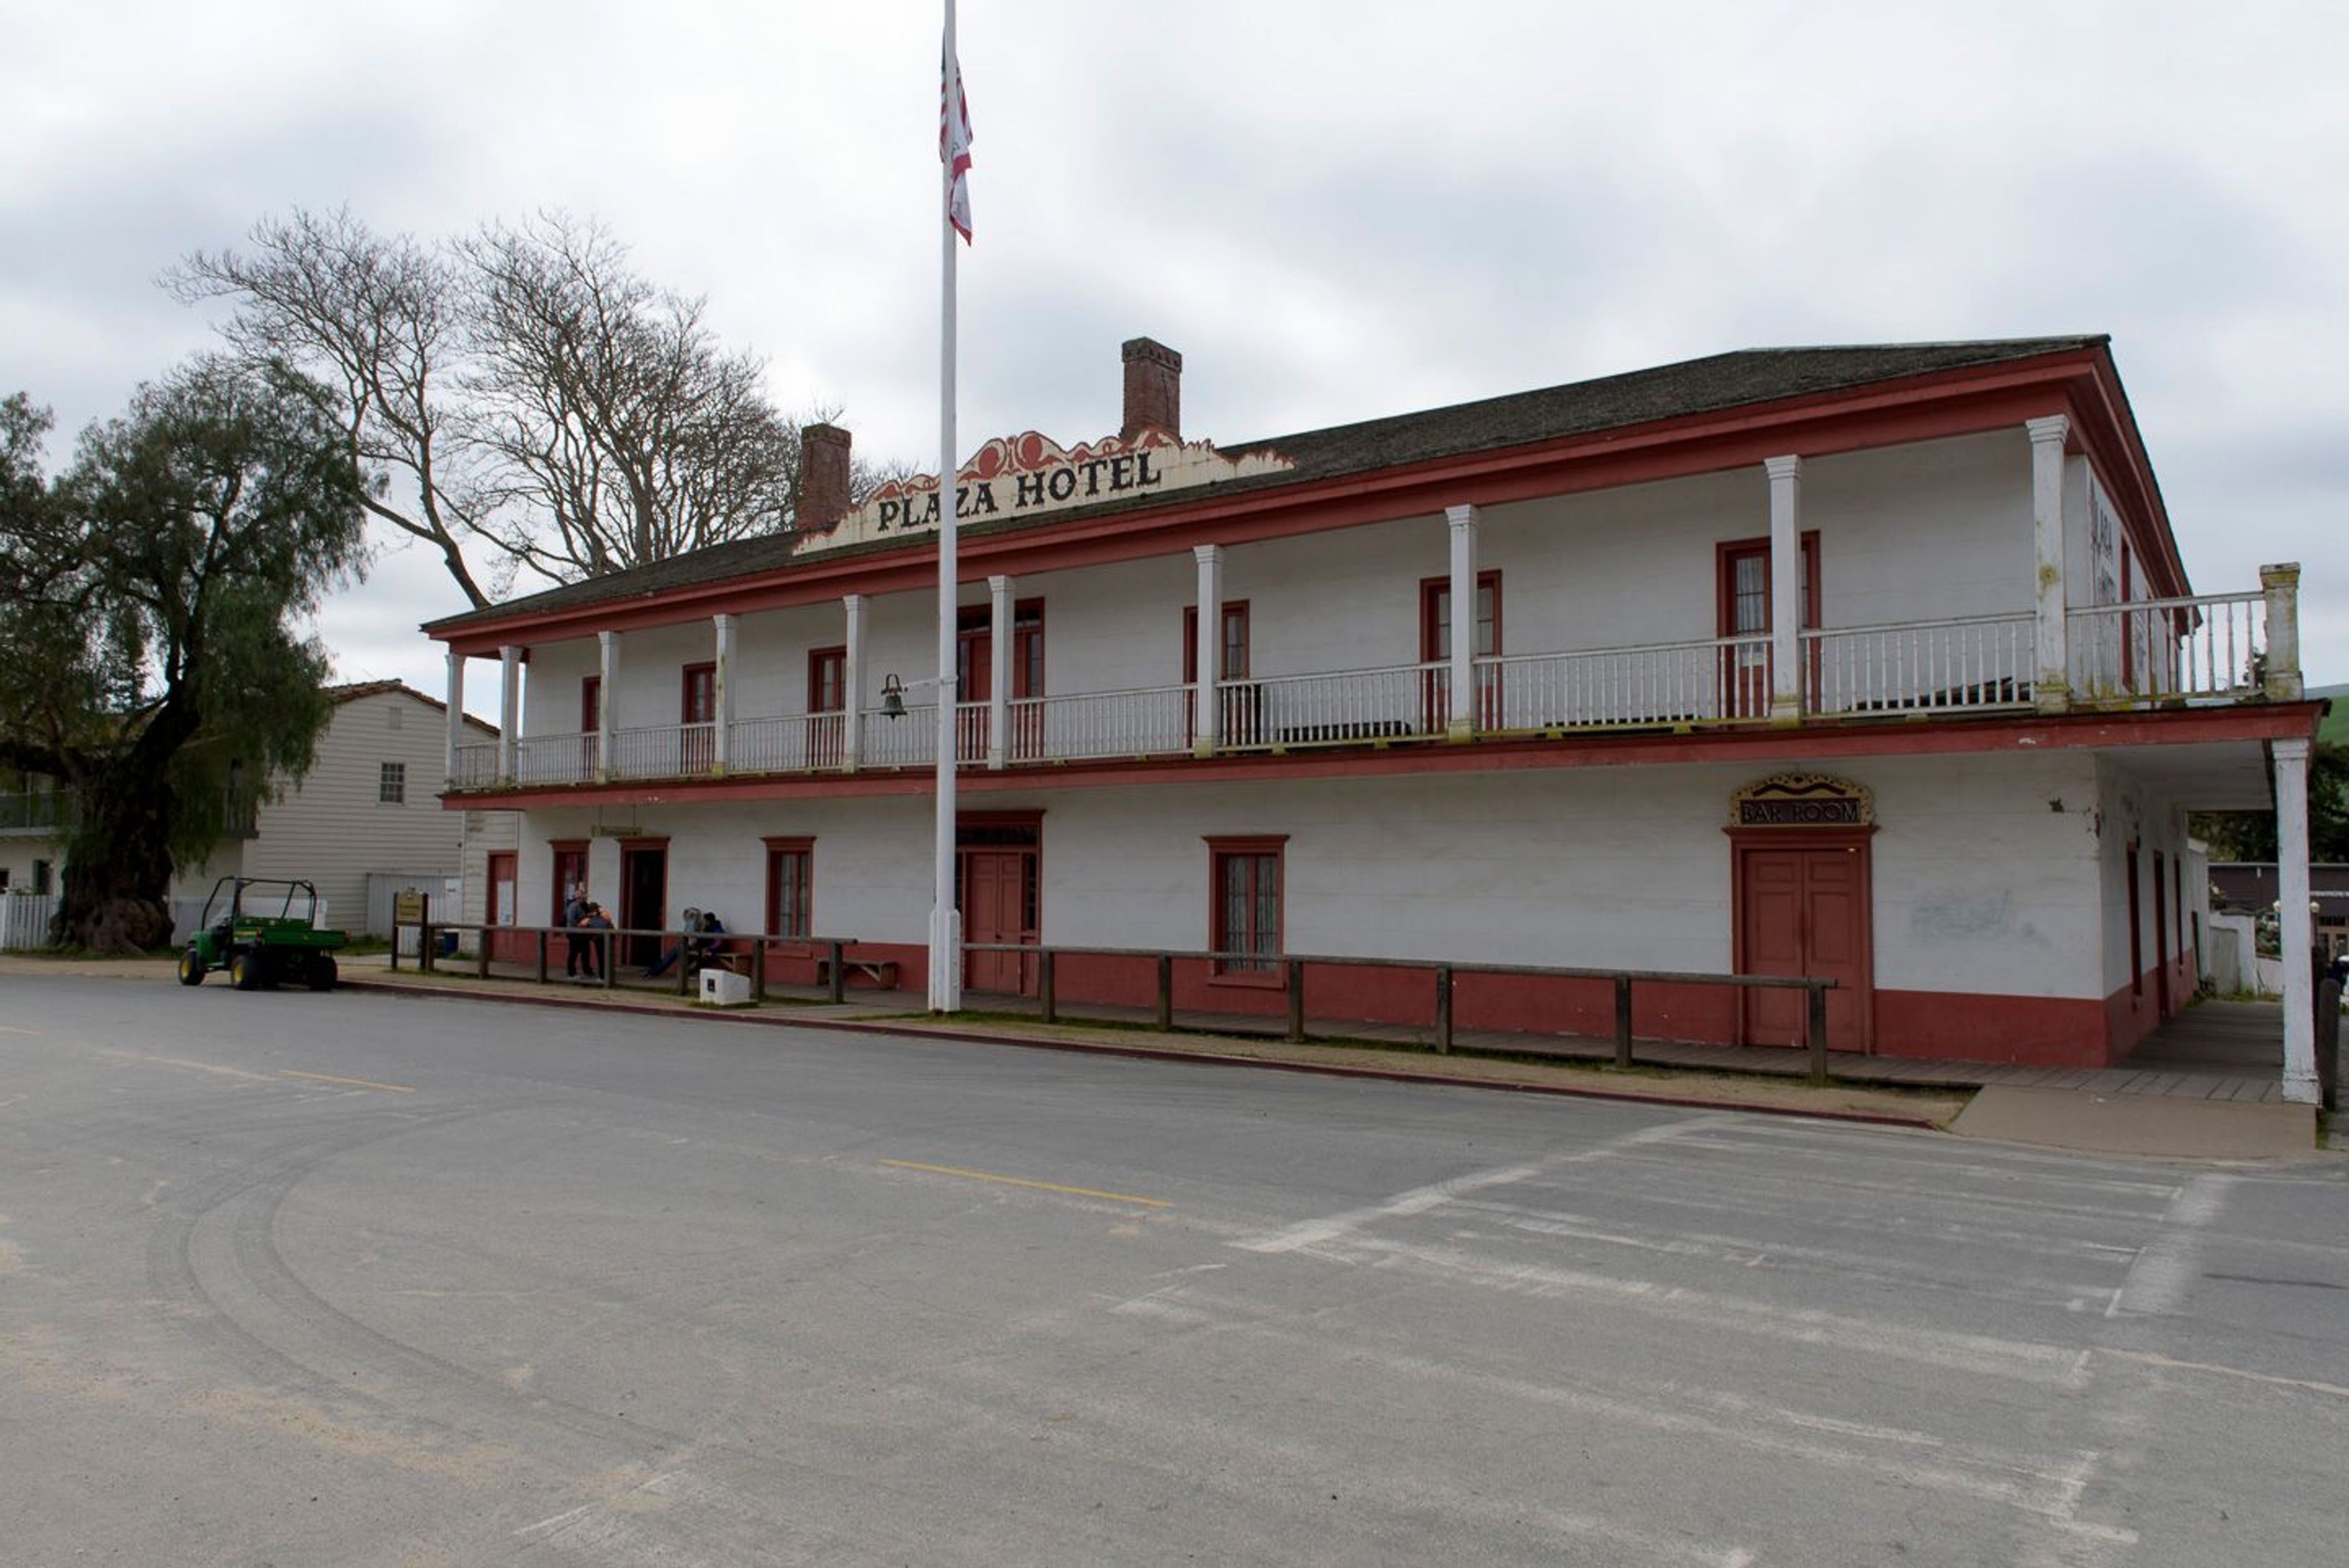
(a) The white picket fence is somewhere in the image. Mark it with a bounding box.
[1,893,54,950]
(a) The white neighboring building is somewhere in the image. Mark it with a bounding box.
[2,682,501,940]
[176,681,501,934]
[423,336,2327,1091]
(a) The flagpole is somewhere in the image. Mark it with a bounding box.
[929,0,963,1013]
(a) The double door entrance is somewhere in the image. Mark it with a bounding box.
[958,817,1040,995]
[1732,833,1872,1052]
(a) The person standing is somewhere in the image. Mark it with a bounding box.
[563,885,592,978]
[579,902,612,981]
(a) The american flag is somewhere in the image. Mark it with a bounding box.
[941,50,974,243]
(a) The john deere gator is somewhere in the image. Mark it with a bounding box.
[177,877,349,991]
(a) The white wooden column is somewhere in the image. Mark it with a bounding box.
[2276,737,2317,1103]
[1764,455,1803,722]
[2028,415,2071,713]
[443,648,466,786]
[711,613,736,775]
[842,593,867,771]
[1192,544,1223,756]
[496,644,521,784]
[1444,504,1478,740]
[987,574,1012,770]
[2260,563,2303,700]
[596,630,619,782]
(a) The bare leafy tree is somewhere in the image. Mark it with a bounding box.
[458,212,802,580]
[166,209,494,607]
[168,207,880,602]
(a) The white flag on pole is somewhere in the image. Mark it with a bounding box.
[941,49,974,243]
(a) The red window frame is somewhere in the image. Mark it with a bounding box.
[579,675,602,775]
[807,645,847,769]
[681,661,716,723]
[550,841,588,924]
[681,661,717,773]
[764,836,814,940]
[807,646,847,713]
[1419,571,1501,730]
[1206,834,1288,984]
[1181,601,1252,683]
[486,851,518,926]
[1716,532,1821,716]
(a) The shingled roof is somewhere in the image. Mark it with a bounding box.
[426,335,2106,634]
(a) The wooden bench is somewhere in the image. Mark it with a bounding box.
[813,956,900,990]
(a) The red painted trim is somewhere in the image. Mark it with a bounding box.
[436,350,2140,652]
[443,701,2327,812]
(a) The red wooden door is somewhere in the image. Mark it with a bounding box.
[681,663,716,774]
[960,848,1036,994]
[1736,840,1870,1050]
[808,646,845,768]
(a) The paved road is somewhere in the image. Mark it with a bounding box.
[2,975,2344,1567]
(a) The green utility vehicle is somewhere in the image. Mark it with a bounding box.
[177,877,349,991]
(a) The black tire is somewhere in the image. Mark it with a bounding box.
[229,950,261,991]
[310,956,338,992]
[177,947,205,986]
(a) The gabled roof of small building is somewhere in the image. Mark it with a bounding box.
[326,679,496,735]
[425,335,2109,636]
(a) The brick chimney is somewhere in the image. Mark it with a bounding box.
[798,422,853,532]
[1121,337,1182,442]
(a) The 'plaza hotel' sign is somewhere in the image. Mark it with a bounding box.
[806,428,1294,552]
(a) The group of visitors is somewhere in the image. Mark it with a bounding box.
[560,890,727,983]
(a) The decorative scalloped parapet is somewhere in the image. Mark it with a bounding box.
[803,429,1294,553]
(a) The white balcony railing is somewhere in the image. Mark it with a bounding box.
[2067,592,2265,703]
[1805,614,2036,716]
[735,712,845,773]
[1479,634,1773,730]
[1011,685,1192,761]
[452,740,502,789]
[448,590,2289,793]
[861,703,937,768]
[1220,661,1446,749]
[513,730,597,786]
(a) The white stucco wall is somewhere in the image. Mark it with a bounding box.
[502,748,2109,1001]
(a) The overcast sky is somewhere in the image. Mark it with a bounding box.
[7,1,2345,711]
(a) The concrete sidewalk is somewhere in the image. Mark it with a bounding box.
[5,952,2331,1160]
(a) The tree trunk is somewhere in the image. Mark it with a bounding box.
[54,756,185,954]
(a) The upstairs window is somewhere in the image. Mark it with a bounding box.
[379,762,407,804]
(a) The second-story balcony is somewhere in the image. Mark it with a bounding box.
[449,587,2287,795]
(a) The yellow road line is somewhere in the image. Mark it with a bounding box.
[280,1068,417,1093]
[880,1159,1170,1208]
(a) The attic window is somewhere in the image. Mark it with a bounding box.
[379,762,407,804]
[387,705,404,730]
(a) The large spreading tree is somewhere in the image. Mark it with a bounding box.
[169,207,891,605]
[0,360,367,951]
